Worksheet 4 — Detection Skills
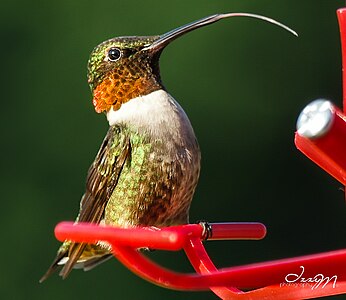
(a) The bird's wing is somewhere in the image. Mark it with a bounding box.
[77,125,131,224]
[60,125,131,278]
[40,126,131,282]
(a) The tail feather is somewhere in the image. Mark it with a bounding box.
[40,242,111,282]
[81,254,113,271]
[59,242,87,279]
[39,250,68,283]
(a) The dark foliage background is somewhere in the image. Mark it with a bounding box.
[1,0,345,299]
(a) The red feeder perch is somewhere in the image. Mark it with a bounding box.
[53,9,346,300]
[55,222,346,299]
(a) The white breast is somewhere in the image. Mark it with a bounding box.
[106,89,199,163]
[107,89,179,126]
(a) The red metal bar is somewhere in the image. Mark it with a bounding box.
[185,237,242,298]
[338,8,346,110]
[55,222,202,251]
[208,222,266,240]
[55,221,266,250]
[112,242,346,299]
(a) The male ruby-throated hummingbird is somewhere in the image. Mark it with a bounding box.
[40,13,296,282]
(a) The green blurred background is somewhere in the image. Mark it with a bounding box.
[1,0,346,299]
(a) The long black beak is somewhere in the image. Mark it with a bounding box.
[144,12,297,52]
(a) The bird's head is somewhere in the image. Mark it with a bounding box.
[87,13,297,113]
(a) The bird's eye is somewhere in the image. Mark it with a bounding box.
[107,48,121,61]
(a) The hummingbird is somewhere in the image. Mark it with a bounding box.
[40,13,296,282]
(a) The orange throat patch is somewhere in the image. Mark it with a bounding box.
[92,71,161,113]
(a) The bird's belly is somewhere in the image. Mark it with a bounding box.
[104,139,200,227]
